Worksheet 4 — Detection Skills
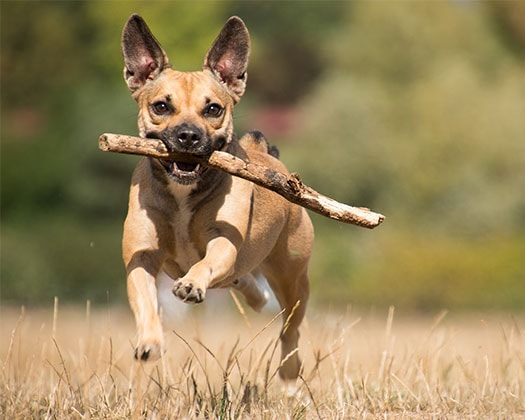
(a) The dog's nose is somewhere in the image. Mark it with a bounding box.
[176,125,202,148]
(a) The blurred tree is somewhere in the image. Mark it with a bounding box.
[287,2,525,235]
[2,2,91,108]
[226,1,346,104]
[1,1,229,304]
[281,2,525,309]
[488,1,525,58]
[1,1,524,310]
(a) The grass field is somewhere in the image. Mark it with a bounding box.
[1,298,523,419]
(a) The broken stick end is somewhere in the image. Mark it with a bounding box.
[98,134,110,152]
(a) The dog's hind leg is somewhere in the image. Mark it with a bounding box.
[261,204,313,381]
[264,265,310,381]
[232,272,269,312]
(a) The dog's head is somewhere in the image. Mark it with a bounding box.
[121,14,250,185]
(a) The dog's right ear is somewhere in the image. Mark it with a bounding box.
[121,14,170,92]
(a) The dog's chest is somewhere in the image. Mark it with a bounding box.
[169,188,201,273]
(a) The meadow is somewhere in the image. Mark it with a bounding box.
[1,298,523,419]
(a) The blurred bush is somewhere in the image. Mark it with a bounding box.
[1,1,524,310]
[280,2,525,310]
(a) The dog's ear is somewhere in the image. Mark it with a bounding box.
[203,17,250,102]
[121,14,170,92]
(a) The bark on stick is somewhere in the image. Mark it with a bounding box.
[99,133,385,229]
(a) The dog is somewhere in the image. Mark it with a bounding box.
[120,14,313,381]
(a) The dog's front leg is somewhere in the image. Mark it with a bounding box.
[123,177,167,362]
[172,236,238,303]
[173,178,252,304]
[126,251,165,361]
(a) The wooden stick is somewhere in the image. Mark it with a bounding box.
[99,133,385,229]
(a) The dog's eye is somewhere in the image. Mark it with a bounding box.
[205,103,223,117]
[152,101,170,115]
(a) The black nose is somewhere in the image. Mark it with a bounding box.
[176,124,202,148]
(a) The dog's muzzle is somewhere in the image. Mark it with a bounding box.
[148,125,227,185]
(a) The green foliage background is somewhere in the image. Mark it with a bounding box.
[1,1,524,311]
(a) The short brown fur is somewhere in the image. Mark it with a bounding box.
[121,14,313,381]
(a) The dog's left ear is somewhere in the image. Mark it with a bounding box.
[203,17,250,102]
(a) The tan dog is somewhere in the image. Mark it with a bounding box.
[121,14,313,381]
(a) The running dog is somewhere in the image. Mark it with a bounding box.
[121,14,313,380]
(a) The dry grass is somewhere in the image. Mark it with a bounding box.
[1,298,523,419]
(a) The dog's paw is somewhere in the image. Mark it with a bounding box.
[134,341,162,362]
[172,280,205,303]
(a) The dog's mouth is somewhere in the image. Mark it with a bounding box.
[150,132,228,185]
[160,159,208,185]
